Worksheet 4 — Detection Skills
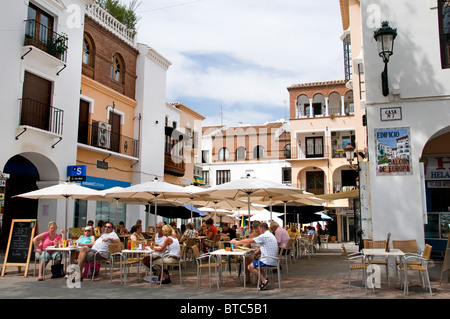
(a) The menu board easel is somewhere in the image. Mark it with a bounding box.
[440,235,450,285]
[1,219,38,277]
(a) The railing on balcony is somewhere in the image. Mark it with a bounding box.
[78,122,139,158]
[164,152,185,176]
[24,19,68,62]
[19,98,64,135]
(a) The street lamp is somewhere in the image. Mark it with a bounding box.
[373,21,397,96]
[344,144,355,164]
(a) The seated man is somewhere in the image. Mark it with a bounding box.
[230,222,278,291]
[221,224,236,240]
[77,221,120,278]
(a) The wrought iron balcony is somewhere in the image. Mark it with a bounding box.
[164,152,185,176]
[24,19,68,62]
[19,98,64,135]
[78,122,139,158]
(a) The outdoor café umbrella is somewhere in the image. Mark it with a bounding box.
[199,207,236,224]
[196,175,304,229]
[15,182,101,236]
[104,178,187,226]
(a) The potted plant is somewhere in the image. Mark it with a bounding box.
[50,32,68,57]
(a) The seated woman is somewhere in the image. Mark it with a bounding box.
[130,224,146,242]
[148,225,181,284]
[70,226,95,264]
[33,221,65,281]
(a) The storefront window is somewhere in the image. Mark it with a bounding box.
[441,213,450,239]
[74,199,87,228]
[95,201,126,227]
[424,214,440,238]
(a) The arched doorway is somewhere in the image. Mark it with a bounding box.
[0,153,59,249]
[421,127,450,255]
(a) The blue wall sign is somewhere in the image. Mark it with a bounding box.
[67,165,87,181]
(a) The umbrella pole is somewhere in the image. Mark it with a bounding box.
[284,201,287,228]
[65,196,69,238]
[190,199,193,224]
[155,197,158,226]
[247,193,251,238]
[270,197,273,222]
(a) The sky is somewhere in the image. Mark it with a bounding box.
[126,0,345,127]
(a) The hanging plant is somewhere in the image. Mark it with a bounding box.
[53,32,68,54]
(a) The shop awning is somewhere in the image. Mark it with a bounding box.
[314,189,360,201]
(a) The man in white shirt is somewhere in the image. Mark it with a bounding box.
[231,222,278,291]
[77,221,120,276]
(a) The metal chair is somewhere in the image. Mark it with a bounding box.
[398,244,433,296]
[342,244,368,291]
[159,243,185,286]
[363,240,391,286]
[191,245,220,290]
[256,248,282,291]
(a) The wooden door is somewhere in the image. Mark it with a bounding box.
[22,71,51,131]
[109,111,120,153]
[78,100,89,144]
[306,171,324,195]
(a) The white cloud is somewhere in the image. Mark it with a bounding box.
[128,0,345,125]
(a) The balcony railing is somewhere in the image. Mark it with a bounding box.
[78,122,139,158]
[24,19,68,62]
[19,98,64,135]
[164,152,185,176]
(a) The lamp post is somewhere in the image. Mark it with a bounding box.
[373,21,397,96]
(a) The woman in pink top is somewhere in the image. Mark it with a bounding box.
[33,221,65,281]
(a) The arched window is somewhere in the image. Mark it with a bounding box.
[253,145,264,159]
[284,144,291,159]
[111,54,123,83]
[236,146,247,160]
[82,34,93,66]
[218,147,229,161]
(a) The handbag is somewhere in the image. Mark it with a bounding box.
[83,262,101,277]
[51,264,66,278]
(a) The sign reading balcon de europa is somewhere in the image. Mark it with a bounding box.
[375,127,412,175]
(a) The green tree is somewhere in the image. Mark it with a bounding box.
[96,0,141,31]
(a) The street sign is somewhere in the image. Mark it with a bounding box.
[67,165,86,182]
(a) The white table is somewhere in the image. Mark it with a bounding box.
[122,248,159,285]
[362,248,405,292]
[44,246,78,280]
[209,248,252,291]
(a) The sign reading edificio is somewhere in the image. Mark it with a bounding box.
[375,127,412,175]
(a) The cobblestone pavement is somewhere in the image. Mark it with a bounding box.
[1,242,449,300]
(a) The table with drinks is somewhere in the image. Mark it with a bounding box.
[122,241,160,285]
[44,239,78,276]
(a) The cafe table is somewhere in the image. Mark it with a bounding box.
[361,248,405,293]
[44,245,78,279]
[209,248,253,291]
[121,247,161,285]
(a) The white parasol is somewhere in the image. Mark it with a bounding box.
[103,178,187,226]
[15,182,101,236]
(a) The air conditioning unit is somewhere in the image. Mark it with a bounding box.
[92,121,111,149]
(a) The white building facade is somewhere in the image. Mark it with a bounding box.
[0,0,92,247]
[360,0,450,252]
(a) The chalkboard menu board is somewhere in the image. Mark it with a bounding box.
[1,219,37,277]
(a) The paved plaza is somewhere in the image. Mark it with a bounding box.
[1,242,449,301]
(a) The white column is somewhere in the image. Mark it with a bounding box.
[340,96,345,115]
[324,97,329,116]
[309,98,313,117]
[295,100,298,118]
